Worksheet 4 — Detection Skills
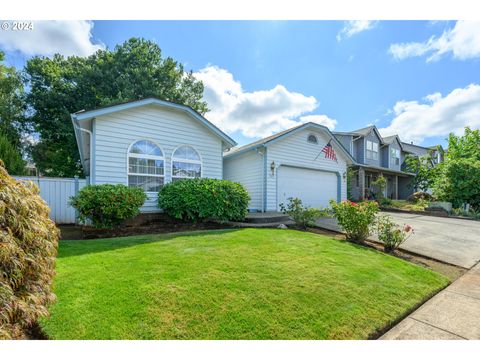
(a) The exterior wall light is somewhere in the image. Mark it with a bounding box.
[270,161,276,175]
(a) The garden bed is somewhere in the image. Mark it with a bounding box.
[58,213,233,240]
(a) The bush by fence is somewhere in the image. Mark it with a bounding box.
[70,184,147,229]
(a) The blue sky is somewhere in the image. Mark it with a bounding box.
[2,20,480,147]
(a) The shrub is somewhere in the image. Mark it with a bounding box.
[279,197,325,229]
[70,184,147,229]
[158,178,250,222]
[0,160,59,339]
[433,159,480,209]
[407,191,434,203]
[379,197,393,206]
[375,214,414,253]
[329,200,379,243]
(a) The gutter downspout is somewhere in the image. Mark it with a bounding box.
[72,118,93,185]
[257,147,266,213]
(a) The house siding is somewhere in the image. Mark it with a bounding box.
[93,104,223,212]
[381,145,389,168]
[224,150,264,211]
[354,138,363,163]
[265,128,348,211]
[334,134,353,155]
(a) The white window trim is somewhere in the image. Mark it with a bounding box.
[171,144,203,181]
[127,139,165,194]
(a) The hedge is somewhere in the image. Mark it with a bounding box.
[158,178,250,222]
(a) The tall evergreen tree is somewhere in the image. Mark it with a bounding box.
[25,38,207,177]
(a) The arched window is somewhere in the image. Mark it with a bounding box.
[127,140,164,192]
[172,145,202,182]
[307,134,318,144]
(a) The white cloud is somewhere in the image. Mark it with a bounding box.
[379,84,480,144]
[195,66,336,138]
[298,115,337,130]
[0,20,104,57]
[337,21,377,41]
[389,21,480,62]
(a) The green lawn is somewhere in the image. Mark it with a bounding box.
[386,200,428,211]
[41,228,448,340]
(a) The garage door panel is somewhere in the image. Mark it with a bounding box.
[278,166,337,209]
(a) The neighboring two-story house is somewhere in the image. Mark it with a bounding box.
[333,125,443,201]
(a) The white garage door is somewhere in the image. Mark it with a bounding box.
[278,166,338,209]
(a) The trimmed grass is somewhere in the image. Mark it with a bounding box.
[41,229,448,339]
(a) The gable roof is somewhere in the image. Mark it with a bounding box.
[224,122,355,164]
[334,125,384,144]
[71,97,237,148]
[382,135,404,150]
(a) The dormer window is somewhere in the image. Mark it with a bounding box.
[366,140,378,160]
[307,134,318,144]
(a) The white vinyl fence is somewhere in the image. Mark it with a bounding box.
[14,176,87,224]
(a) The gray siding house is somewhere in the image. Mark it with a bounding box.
[333,125,443,201]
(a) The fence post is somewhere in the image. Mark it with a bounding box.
[74,176,79,225]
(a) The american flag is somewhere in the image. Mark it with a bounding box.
[321,140,338,162]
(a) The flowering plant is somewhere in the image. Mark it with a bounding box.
[329,200,379,243]
[375,214,414,253]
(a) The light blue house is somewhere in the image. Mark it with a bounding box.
[71,98,236,212]
[224,122,355,212]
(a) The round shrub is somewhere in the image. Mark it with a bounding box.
[158,178,250,222]
[0,160,59,339]
[70,184,147,229]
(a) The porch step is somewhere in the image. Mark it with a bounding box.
[244,211,292,224]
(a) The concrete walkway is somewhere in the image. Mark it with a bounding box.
[381,262,480,339]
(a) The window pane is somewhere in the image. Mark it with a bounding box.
[129,140,163,156]
[129,157,164,175]
[130,140,145,154]
[307,135,318,144]
[128,175,164,192]
[186,146,200,161]
[173,145,200,161]
[172,161,201,178]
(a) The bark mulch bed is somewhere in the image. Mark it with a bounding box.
[58,213,233,240]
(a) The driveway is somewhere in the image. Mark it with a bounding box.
[316,212,480,269]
